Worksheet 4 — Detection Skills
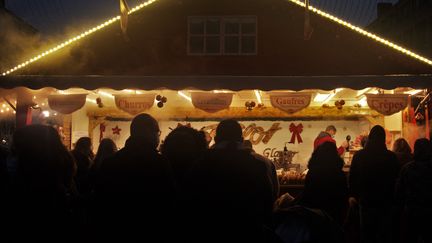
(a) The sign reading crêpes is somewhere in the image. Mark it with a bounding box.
[114,94,155,115]
[366,94,409,116]
[269,92,312,113]
[48,94,87,114]
[191,92,233,113]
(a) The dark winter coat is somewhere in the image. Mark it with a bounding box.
[92,136,176,242]
[71,150,93,194]
[298,142,348,224]
[394,151,413,168]
[299,166,348,224]
[182,141,274,241]
[349,143,399,207]
[396,160,432,209]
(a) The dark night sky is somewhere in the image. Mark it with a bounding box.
[4,0,398,36]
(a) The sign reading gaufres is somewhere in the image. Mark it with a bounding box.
[366,94,409,116]
[48,94,87,114]
[114,94,155,115]
[191,92,233,113]
[270,92,312,113]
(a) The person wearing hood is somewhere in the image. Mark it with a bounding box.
[349,125,399,243]
[313,125,348,156]
[396,138,432,243]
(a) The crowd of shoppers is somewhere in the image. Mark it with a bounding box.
[0,114,431,243]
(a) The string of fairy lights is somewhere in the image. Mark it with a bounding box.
[287,0,432,66]
[0,102,16,115]
[1,0,431,77]
[1,0,158,76]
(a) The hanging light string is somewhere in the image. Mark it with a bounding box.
[1,0,158,76]
[2,0,431,76]
[287,0,432,66]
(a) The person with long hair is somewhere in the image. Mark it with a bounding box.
[6,125,75,242]
[71,137,94,195]
[299,141,348,225]
[92,138,117,172]
[392,138,413,168]
[160,126,207,188]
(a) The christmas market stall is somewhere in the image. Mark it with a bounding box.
[1,0,431,192]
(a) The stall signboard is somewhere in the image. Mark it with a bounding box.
[48,94,87,114]
[114,94,155,115]
[269,92,312,113]
[93,119,367,170]
[366,94,409,116]
[191,92,233,113]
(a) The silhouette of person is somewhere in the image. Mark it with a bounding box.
[92,113,176,242]
[396,138,432,243]
[71,137,94,195]
[349,125,399,243]
[183,119,274,242]
[161,126,207,188]
[298,142,348,225]
[243,139,280,202]
[392,138,413,168]
[6,125,75,242]
[92,138,117,172]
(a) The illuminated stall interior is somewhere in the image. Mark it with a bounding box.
[0,87,428,172]
[1,0,431,176]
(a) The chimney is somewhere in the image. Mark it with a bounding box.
[377,2,393,18]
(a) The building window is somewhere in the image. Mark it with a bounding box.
[188,16,257,55]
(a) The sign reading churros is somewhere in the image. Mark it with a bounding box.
[114,94,155,115]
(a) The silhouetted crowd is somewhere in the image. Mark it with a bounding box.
[0,113,431,243]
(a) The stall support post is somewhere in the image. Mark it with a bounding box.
[425,103,430,140]
[63,115,72,150]
[15,103,32,128]
[15,90,34,128]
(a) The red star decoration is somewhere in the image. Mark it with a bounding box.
[112,126,122,135]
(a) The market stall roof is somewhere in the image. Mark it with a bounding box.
[0,0,431,91]
[1,74,431,91]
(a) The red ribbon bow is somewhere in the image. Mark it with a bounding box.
[99,123,106,142]
[289,123,303,144]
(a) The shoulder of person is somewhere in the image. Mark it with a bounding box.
[99,147,132,167]
[401,161,415,171]
[386,150,399,160]
[97,152,117,169]
[251,152,270,161]
[155,152,171,164]
[352,148,365,158]
[248,153,271,171]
